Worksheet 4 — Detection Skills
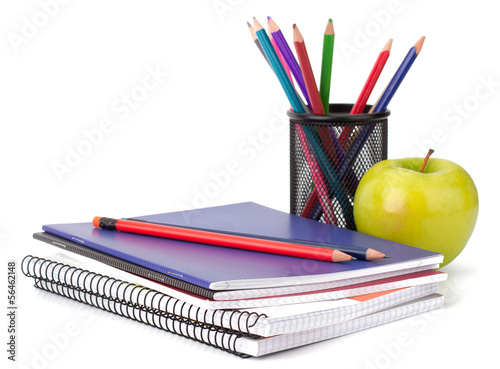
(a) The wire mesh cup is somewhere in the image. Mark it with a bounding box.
[289,103,389,230]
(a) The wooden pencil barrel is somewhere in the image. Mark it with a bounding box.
[288,103,389,230]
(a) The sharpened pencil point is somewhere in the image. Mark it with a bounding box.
[247,23,258,41]
[325,18,334,35]
[267,17,279,33]
[253,17,263,31]
[383,38,393,52]
[414,36,425,54]
[366,248,387,260]
[292,24,303,43]
[332,249,353,262]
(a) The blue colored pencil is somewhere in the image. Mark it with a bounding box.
[247,22,270,66]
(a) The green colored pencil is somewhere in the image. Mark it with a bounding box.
[319,19,335,114]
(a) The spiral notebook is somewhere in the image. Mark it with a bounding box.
[22,255,444,356]
[41,202,444,291]
[33,231,447,309]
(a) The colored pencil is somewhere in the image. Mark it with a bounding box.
[247,22,270,66]
[125,217,387,260]
[267,17,311,107]
[253,18,306,114]
[293,24,325,115]
[319,19,335,114]
[350,39,392,115]
[338,39,392,148]
[93,217,353,262]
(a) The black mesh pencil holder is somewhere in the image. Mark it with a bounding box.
[289,103,389,230]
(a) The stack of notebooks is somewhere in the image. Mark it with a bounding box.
[22,202,446,357]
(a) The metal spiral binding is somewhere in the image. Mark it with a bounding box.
[22,255,267,357]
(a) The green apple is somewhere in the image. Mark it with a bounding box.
[353,150,479,267]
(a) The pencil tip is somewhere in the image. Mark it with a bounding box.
[366,249,387,260]
[246,21,252,28]
[414,36,425,54]
[325,18,334,34]
[333,250,354,262]
[292,24,303,42]
[384,38,393,51]
[253,17,263,30]
[267,16,271,21]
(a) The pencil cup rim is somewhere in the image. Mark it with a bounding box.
[287,103,390,124]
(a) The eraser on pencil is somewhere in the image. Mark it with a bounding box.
[93,217,101,228]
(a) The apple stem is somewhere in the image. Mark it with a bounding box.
[419,149,435,173]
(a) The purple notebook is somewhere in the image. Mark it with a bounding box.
[41,202,443,290]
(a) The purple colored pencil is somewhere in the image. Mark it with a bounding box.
[268,17,311,107]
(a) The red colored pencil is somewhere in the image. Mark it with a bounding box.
[293,24,324,115]
[351,39,392,114]
[93,217,353,263]
[338,39,392,148]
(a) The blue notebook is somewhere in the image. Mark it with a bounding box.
[41,202,443,290]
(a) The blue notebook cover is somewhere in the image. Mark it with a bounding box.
[41,202,443,290]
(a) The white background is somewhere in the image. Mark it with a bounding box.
[1,0,498,368]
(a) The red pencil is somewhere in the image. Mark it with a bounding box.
[351,39,392,114]
[339,39,392,147]
[293,24,324,115]
[93,217,353,263]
